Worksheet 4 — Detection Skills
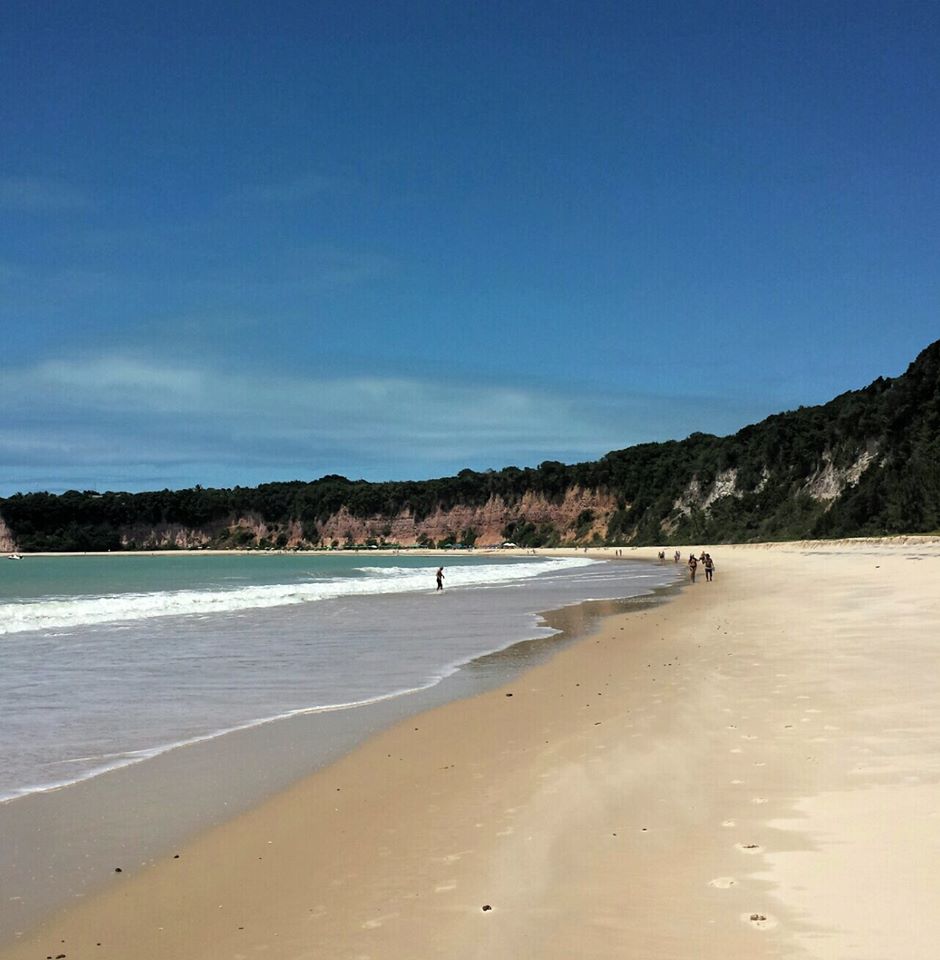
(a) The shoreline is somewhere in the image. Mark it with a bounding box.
[4,540,940,958]
[6,533,940,559]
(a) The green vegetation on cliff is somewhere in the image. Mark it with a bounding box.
[3,341,939,551]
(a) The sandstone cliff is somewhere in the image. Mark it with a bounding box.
[314,487,617,547]
[0,514,16,553]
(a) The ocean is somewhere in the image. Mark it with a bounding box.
[0,551,677,805]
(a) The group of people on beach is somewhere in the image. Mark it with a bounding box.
[657,548,715,582]
[687,551,714,583]
[658,550,715,583]
[659,550,715,583]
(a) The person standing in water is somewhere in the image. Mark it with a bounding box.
[436,566,445,591]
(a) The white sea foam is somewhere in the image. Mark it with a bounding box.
[0,557,597,635]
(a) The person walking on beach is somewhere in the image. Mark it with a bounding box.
[688,554,698,583]
[704,553,714,582]
[436,566,445,591]
[674,550,681,564]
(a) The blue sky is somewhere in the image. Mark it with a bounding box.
[2,1,938,495]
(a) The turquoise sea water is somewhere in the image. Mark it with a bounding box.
[0,552,677,803]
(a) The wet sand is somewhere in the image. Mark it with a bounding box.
[3,539,940,959]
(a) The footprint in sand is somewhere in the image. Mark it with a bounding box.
[729,747,743,754]
[439,850,473,863]
[743,912,778,929]
[751,797,769,804]
[741,734,758,741]
[363,912,400,929]
[434,882,457,893]
[736,843,763,854]
[730,779,744,785]
[721,820,737,828]
[708,877,737,889]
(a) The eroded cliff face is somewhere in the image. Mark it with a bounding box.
[0,514,16,553]
[59,488,621,550]
[119,523,218,550]
[314,487,619,546]
[666,445,880,526]
[118,515,306,550]
[802,444,880,502]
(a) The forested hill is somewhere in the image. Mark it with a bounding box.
[3,340,939,552]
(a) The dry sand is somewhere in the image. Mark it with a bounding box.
[3,539,940,959]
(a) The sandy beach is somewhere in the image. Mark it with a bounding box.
[3,539,940,959]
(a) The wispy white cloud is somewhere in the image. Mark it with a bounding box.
[2,355,606,449]
[230,172,344,205]
[0,176,90,213]
[279,243,397,287]
[33,358,206,411]
[0,355,766,494]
